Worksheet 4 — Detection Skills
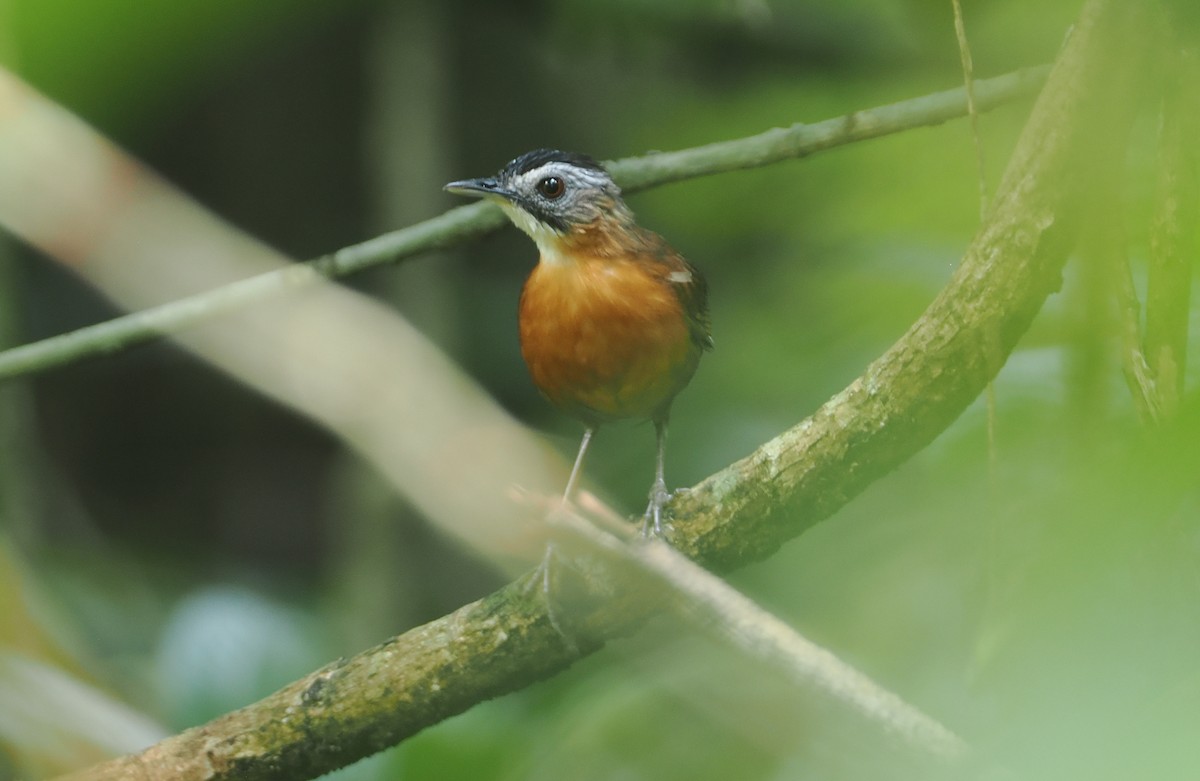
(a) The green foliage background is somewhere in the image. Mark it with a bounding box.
[1,0,1197,779]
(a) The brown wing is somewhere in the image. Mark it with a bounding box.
[635,227,713,353]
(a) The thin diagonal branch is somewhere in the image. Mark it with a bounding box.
[953,0,990,219]
[0,66,1048,383]
[54,1,1149,778]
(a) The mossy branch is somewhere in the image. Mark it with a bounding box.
[52,1,1152,779]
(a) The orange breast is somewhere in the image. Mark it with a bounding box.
[519,256,700,424]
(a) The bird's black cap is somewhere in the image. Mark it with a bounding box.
[503,149,606,177]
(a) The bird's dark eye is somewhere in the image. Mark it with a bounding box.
[537,176,565,199]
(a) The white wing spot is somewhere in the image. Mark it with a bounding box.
[667,270,693,284]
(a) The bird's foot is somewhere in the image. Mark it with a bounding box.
[641,478,671,537]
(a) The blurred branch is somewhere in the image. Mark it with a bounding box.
[1143,47,1199,420]
[547,503,969,762]
[0,653,165,777]
[1112,44,1199,424]
[1115,243,1160,422]
[0,65,1049,383]
[52,1,1151,779]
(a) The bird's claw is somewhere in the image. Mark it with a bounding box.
[641,479,671,537]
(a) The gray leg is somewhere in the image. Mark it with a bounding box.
[528,425,595,650]
[643,418,670,536]
[563,426,595,504]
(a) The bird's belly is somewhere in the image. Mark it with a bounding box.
[519,262,698,423]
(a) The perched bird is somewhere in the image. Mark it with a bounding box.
[446,149,711,535]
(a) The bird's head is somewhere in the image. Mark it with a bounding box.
[445,149,632,262]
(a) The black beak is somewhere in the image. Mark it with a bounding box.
[444,177,515,201]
